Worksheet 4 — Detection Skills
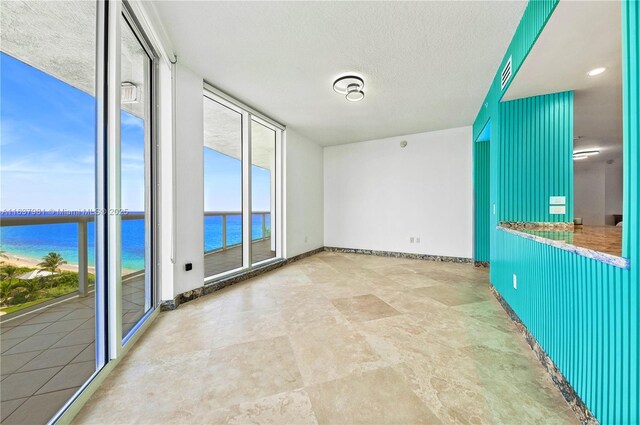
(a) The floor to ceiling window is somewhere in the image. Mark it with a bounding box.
[203,88,282,280]
[119,9,155,342]
[203,96,244,278]
[0,2,99,424]
[251,119,277,264]
[0,2,158,423]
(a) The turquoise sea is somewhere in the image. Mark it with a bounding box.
[0,213,270,272]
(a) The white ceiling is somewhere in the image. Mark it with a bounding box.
[504,1,622,164]
[154,1,527,146]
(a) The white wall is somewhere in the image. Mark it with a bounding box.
[172,63,205,297]
[604,161,623,225]
[324,126,473,258]
[574,160,623,226]
[285,129,324,257]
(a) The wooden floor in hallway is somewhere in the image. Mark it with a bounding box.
[73,251,578,425]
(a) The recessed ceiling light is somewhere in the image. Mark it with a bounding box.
[587,67,606,77]
[333,75,365,102]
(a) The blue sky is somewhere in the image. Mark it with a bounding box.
[1,52,271,213]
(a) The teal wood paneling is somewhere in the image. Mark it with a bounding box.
[474,141,490,262]
[499,91,574,223]
[493,229,633,424]
[621,1,639,419]
[472,1,639,423]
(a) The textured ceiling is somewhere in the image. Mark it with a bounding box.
[154,1,527,146]
[504,1,622,163]
[1,1,148,118]
[203,96,275,170]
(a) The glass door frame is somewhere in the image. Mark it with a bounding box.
[51,1,161,422]
[118,2,159,347]
[202,83,284,284]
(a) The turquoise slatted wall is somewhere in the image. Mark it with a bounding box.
[493,229,633,424]
[471,1,639,423]
[474,141,490,263]
[621,1,638,419]
[499,92,574,223]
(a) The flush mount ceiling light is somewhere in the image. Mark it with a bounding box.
[333,75,364,102]
[587,67,606,77]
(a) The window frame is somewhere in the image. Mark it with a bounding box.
[202,84,285,285]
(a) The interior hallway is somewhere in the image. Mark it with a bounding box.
[73,252,578,424]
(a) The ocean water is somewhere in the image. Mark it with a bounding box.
[0,213,271,272]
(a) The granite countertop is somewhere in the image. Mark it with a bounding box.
[498,225,629,269]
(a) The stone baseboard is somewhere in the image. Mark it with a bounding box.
[324,246,472,263]
[474,261,489,268]
[490,286,598,425]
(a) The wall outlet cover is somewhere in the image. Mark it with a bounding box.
[549,205,566,215]
[549,196,566,205]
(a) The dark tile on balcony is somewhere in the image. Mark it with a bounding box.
[4,332,69,355]
[38,318,87,335]
[18,345,86,372]
[1,323,49,339]
[0,366,62,401]
[71,343,95,364]
[2,389,77,425]
[22,310,74,326]
[0,398,27,422]
[36,360,95,395]
[0,351,41,376]
[59,308,94,321]
[0,338,24,354]
[51,328,94,349]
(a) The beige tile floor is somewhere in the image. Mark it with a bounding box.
[73,252,578,425]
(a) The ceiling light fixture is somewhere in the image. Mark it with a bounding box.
[333,75,364,102]
[574,150,600,156]
[121,82,138,103]
[587,67,606,77]
[573,150,600,160]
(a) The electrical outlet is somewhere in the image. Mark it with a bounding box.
[513,274,517,289]
[416,237,420,243]
[410,237,415,243]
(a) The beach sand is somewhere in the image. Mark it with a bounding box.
[0,253,138,275]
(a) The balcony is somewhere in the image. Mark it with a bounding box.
[0,212,272,424]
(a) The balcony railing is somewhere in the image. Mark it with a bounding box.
[204,211,271,254]
[1,211,271,299]
[1,213,144,298]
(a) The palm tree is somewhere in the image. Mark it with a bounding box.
[39,252,67,275]
[0,264,19,300]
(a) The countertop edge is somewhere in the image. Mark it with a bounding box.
[497,226,630,270]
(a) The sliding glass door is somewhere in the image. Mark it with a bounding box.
[203,96,243,278]
[0,2,157,423]
[203,89,282,280]
[0,2,99,424]
[119,10,154,341]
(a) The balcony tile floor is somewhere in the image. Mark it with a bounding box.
[72,252,578,425]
